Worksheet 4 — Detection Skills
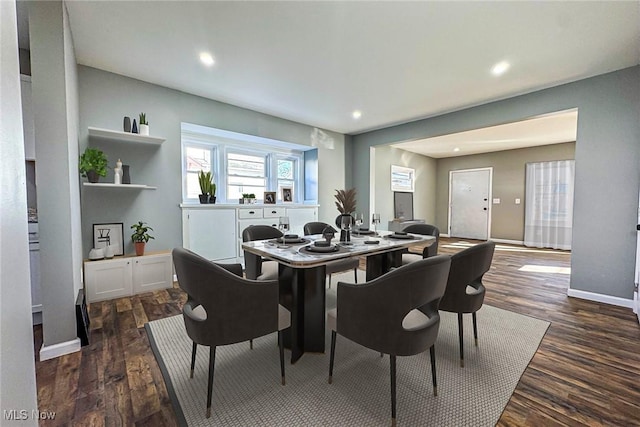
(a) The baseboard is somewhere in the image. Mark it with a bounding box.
[490,238,524,245]
[39,337,81,361]
[441,233,450,237]
[567,288,634,309]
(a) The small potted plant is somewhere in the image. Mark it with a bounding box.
[240,193,256,204]
[198,170,213,204]
[79,147,108,183]
[139,112,149,136]
[131,221,154,256]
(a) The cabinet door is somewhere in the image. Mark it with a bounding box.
[183,209,237,261]
[237,218,280,258]
[84,258,133,303]
[132,253,173,294]
[286,207,318,236]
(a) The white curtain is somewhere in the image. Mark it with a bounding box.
[524,160,575,250]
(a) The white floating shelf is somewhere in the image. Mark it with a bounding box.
[88,127,165,145]
[83,183,157,190]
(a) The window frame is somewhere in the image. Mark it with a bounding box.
[181,125,305,204]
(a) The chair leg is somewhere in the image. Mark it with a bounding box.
[457,313,464,367]
[354,267,358,283]
[250,339,253,350]
[206,346,216,418]
[472,312,478,346]
[190,342,197,378]
[328,273,332,289]
[390,354,397,427]
[429,345,437,396]
[278,331,286,385]
[328,330,337,384]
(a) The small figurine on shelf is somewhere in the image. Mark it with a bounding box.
[132,119,138,134]
[114,159,123,184]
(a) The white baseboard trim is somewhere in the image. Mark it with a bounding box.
[567,288,634,309]
[441,233,450,238]
[490,238,524,245]
[173,273,178,282]
[39,337,81,361]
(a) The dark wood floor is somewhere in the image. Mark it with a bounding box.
[33,238,640,426]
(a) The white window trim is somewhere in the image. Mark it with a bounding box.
[181,124,305,204]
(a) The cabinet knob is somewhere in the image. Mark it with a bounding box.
[127,261,130,264]
[271,210,277,214]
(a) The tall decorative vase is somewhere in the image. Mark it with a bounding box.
[122,165,131,184]
[123,116,131,132]
[132,119,138,134]
[336,214,354,242]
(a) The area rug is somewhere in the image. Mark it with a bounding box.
[146,270,549,426]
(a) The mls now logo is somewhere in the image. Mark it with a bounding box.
[3,410,28,420]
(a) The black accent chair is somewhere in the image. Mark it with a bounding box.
[439,241,495,367]
[242,225,283,280]
[401,224,440,265]
[172,247,290,418]
[327,256,451,426]
[303,222,359,288]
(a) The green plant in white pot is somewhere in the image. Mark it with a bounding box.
[139,112,149,136]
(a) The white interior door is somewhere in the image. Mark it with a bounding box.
[449,168,492,240]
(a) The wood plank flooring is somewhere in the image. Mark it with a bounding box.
[33,238,640,426]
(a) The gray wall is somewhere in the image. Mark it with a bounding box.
[372,145,437,226]
[353,66,640,300]
[78,67,347,255]
[1,0,39,420]
[436,142,576,241]
[30,0,83,348]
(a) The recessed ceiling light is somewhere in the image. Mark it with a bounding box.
[453,147,460,152]
[199,52,215,67]
[352,110,362,120]
[491,61,510,76]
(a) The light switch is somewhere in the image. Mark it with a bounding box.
[492,198,500,204]
[515,198,521,205]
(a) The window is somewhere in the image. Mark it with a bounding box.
[181,123,306,203]
[226,151,266,200]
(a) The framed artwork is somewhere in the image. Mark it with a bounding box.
[264,191,276,204]
[92,223,124,256]
[391,165,415,192]
[281,187,293,203]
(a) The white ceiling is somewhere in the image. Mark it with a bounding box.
[392,109,578,158]
[27,2,640,138]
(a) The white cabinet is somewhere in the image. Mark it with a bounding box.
[286,207,317,235]
[84,252,172,303]
[181,205,318,263]
[132,253,174,294]
[85,257,133,302]
[20,75,35,160]
[182,208,237,262]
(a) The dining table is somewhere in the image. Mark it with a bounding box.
[242,230,435,363]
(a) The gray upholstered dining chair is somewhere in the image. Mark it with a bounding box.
[303,221,359,287]
[439,241,495,367]
[242,225,283,280]
[401,224,440,265]
[327,255,451,426]
[172,247,290,418]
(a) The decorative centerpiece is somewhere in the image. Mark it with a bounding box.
[131,221,154,256]
[198,170,217,204]
[334,188,357,242]
[240,193,256,204]
[79,147,108,183]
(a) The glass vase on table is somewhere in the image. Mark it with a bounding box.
[278,217,290,245]
[354,213,363,234]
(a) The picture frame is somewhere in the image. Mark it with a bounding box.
[264,191,276,204]
[92,223,124,256]
[391,165,415,192]
[281,187,293,203]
